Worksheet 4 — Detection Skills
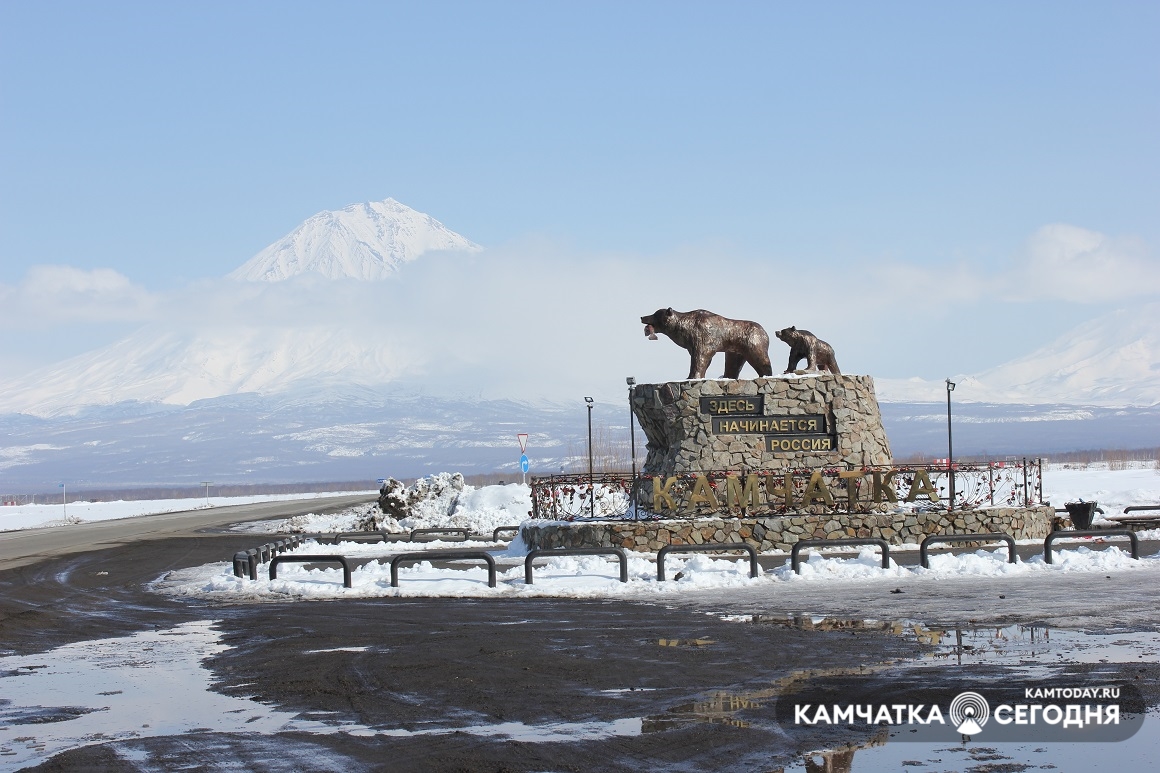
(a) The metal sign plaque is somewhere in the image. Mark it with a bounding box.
[712,414,827,435]
[698,396,764,416]
[767,434,837,453]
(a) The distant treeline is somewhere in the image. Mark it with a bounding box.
[12,446,1158,504]
[898,447,1160,468]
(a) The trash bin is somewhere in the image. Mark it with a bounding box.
[1064,501,1099,530]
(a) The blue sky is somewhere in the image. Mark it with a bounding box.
[1,2,1157,384]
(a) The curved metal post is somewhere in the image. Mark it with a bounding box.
[390,550,497,588]
[268,555,352,588]
[791,538,890,574]
[524,547,629,585]
[919,533,1016,568]
[656,543,759,581]
[410,528,470,542]
[493,526,521,542]
[1044,529,1138,564]
[334,531,388,544]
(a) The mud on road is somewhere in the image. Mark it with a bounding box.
[3,529,1160,772]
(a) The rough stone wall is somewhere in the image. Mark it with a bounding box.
[632,375,891,477]
[521,505,1055,553]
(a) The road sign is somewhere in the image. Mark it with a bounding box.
[520,454,530,474]
[517,433,529,453]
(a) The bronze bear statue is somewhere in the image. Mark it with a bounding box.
[775,326,840,375]
[640,307,773,380]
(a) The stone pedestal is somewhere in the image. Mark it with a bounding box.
[521,505,1054,553]
[632,375,892,476]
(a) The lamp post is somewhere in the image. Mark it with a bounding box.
[626,378,637,478]
[585,396,595,518]
[59,482,66,520]
[201,481,213,507]
[946,379,956,511]
[627,377,637,518]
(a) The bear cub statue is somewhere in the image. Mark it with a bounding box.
[775,326,840,375]
[640,307,773,380]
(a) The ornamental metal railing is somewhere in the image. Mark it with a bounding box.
[530,459,1042,521]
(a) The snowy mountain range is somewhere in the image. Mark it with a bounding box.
[0,198,479,416]
[0,326,407,413]
[1,198,1158,486]
[876,303,1160,408]
[229,198,481,281]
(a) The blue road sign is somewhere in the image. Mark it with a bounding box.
[520,454,530,474]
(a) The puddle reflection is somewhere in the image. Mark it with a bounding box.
[710,613,1160,770]
[644,691,764,732]
[743,612,1160,666]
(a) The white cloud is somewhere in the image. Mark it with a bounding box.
[0,266,157,328]
[1003,224,1160,302]
[2,223,1156,404]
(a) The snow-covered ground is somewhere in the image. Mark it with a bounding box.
[147,463,1160,603]
[1043,463,1160,518]
[0,490,376,532]
[156,535,1160,603]
[7,463,1157,536]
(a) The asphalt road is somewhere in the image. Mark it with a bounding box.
[3,503,1160,772]
[0,494,373,572]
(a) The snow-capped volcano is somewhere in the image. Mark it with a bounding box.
[229,198,481,281]
[0,198,479,416]
[876,303,1160,406]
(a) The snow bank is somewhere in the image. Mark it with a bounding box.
[247,475,532,536]
[155,538,1160,602]
[0,490,376,533]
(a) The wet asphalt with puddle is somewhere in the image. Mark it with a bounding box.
[1,527,1159,772]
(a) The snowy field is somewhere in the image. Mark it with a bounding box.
[5,464,1157,538]
[145,463,1160,602]
[0,490,377,532]
[1041,462,1160,515]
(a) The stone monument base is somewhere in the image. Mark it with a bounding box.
[633,374,893,476]
[521,505,1054,553]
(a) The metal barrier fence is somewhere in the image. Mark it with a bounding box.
[531,460,1043,521]
[230,528,521,581]
[1044,529,1139,563]
[523,547,628,585]
[919,533,1016,568]
[269,555,353,588]
[493,526,521,541]
[390,550,497,588]
[233,536,304,579]
[332,531,408,544]
[325,527,519,545]
[656,543,760,581]
[791,538,891,574]
[227,525,1145,590]
[410,528,470,542]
